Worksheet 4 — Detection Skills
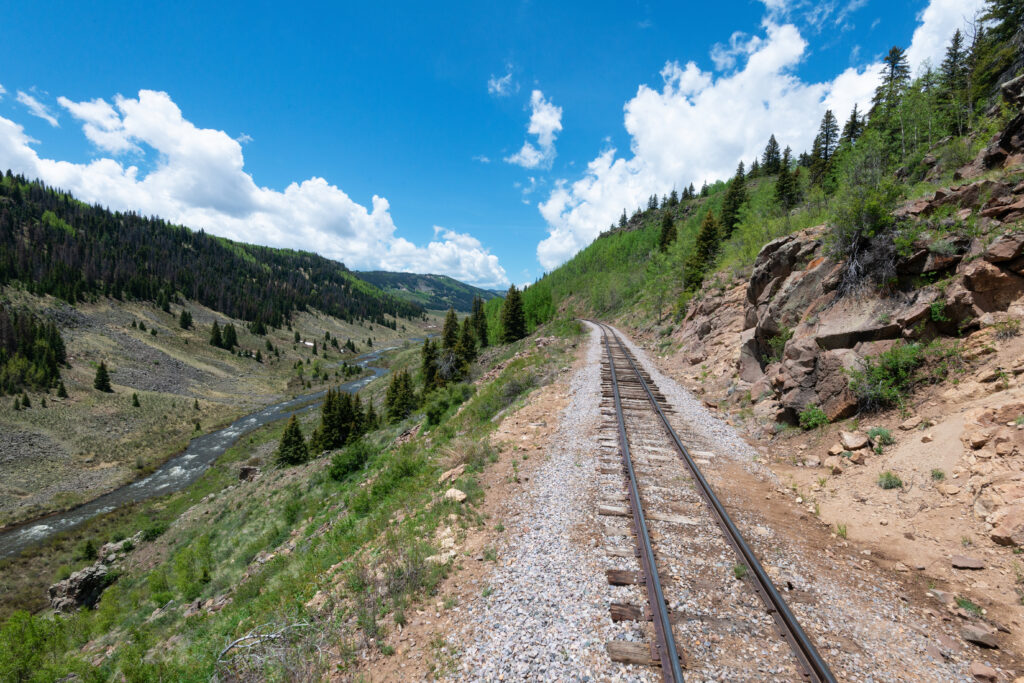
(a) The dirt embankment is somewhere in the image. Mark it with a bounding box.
[621,90,1024,669]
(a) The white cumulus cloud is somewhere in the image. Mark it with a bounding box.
[16,91,59,127]
[0,83,6,99]
[0,89,508,288]
[506,90,563,169]
[534,0,979,271]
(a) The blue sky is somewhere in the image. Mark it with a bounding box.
[0,0,983,288]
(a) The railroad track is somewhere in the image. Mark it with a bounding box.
[590,320,836,683]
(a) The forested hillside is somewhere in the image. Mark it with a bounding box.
[355,271,500,311]
[0,174,423,328]
[503,1,1023,332]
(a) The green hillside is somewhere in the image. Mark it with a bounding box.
[355,271,501,311]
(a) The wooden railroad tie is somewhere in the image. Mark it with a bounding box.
[606,569,642,585]
[606,642,689,668]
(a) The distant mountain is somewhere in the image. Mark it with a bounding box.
[0,172,423,327]
[355,271,502,312]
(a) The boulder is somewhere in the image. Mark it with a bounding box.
[965,431,991,450]
[987,233,1024,264]
[238,465,260,481]
[961,623,998,649]
[823,456,844,475]
[839,431,869,451]
[991,505,1024,546]
[964,261,1015,293]
[969,661,998,682]
[443,488,467,503]
[49,563,112,612]
[900,416,922,430]
[952,555,985,570]
[815,350,859,421]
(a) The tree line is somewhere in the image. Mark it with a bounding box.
[0,302,66,395]
[0,174,423,329]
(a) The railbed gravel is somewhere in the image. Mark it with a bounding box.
[449,324,975,682]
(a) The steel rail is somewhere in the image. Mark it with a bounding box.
[600,324,685,683]
[596,321,837,683]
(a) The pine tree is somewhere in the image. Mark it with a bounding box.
[222,323,238,349]
[421,338,438,390]
[178,309,192,329]
[57,381,68,398]
[658,212,677,252]
[871,46,911,157]
[748,158,761,177]
[255,349,263,363]
[458,316,477,365]
[840,104,864,145]
[940,29,968,135]
[210,321,223,348]
[699,181,709,197]
[500,285,527,344]
[275,415,309,466]
[471,296,489,348]
[668,188,679,206]
[20,392,30,409]
[683,212,721,291]
[619,209,628,229]
[719,162,747,239]
[442,308,459,349]
[762,134,782,174]
[131,392,140,407]
[688,182,696,198]
[294,330,301,343]
[94,362,113,392]
[775,146,802,210]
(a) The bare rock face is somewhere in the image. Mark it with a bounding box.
[49,563,111,612]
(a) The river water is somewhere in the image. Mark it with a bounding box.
[0,343,407,560]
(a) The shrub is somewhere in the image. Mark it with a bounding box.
[847,342,925,411]
[329,440,377,481]
[77,538,97,561]
[931,468,945,481]
[798,404,829,430]
[929,300,950,322]
[868,426,895,446]
[877,471,903,490]
[141,521,168,542]
[994,319,1021,340]
[764,326,794,364]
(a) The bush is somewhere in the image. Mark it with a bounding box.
[868,426,894,446]
[993,319,1021,340]
[877,471,903,490]
[798,404,829,430]
[329,440,377,481]
[847,341,925,411]
[141,521,168,542]
[765,326,794,364]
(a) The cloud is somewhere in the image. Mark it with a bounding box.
[0,89,508,288]
[16,91,59,127]
[236,133,253,144]
[535,0,972,271]
[905,0,986,73]
[472,154,491,163]
[487,70,515,96]
[57,96,139,153]
[505,90,563,169]
[0,83,5,99]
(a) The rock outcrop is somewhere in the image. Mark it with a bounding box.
[49,563,112,612]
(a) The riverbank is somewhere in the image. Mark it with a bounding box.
[0,339,415,620]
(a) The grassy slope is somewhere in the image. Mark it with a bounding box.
[0,288,443,528]
[0,320,582,682]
